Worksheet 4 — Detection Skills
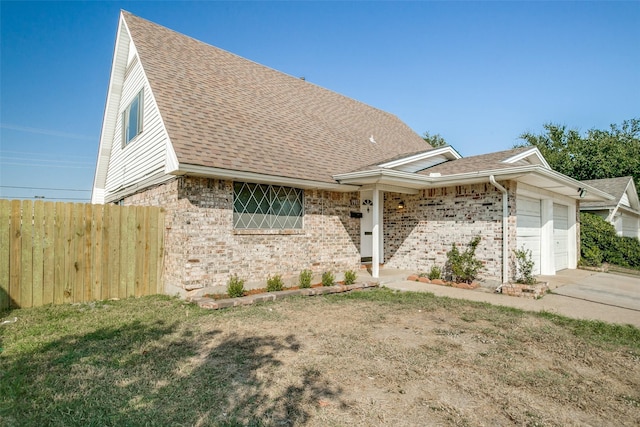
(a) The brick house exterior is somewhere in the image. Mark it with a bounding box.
[92,12,612,295]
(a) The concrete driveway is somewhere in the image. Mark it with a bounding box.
[379,269,640,327]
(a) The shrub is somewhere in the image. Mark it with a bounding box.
[321,271,335,287]
[581,213,640,269]
[513,247,536,285]
[299,269,313,288]
[445,236,483,284]
[227,274,245,298]
[428,265,442,280]
[266,274,284,292]
[344,270,357,285]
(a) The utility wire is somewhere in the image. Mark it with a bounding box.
[0,185,91,192]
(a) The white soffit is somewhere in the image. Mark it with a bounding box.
[502,147,550,169]
[378,146,462,173]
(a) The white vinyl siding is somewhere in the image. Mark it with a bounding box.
[553,204,569,271]
[621,214,639,239]
[517,196,541,275]
[104,56,170,200]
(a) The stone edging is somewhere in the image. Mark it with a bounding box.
[192,282,379,310]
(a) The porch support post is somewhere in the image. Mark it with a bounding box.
[372,187,381,279]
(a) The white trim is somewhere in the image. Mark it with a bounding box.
[372,188,381,279]
[91,13,130,204]
[489,176,509,283]
[378,146,462,169]
[334,165,614,201]
[177,163,360,192]
[359,184,418,195]
[502,147,551,169]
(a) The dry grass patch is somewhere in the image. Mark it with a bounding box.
[1,290,639,426]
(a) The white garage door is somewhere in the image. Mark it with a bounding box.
[553,204,569,271]
[517,196,541,275]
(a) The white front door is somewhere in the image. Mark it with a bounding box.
[360,191,373,261]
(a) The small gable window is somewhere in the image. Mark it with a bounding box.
[233,182,304,229]
[123,89,143,145]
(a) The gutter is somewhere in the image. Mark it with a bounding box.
[489,175,509,284]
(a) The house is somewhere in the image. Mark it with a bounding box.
[91,11,612,294]
[580,177,640,239]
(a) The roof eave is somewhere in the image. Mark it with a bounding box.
[175,163,360,192]
[334,165,615,201]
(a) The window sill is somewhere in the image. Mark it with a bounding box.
[233,229,305,236]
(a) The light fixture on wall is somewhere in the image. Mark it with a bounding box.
[578,188,587,198]
[362,199,373,212]
[397,200,405,209]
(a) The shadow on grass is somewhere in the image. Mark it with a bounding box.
[0,318,342,426]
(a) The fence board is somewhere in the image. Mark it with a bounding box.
[10,200,22,307]
[73,203,84,303]
[64,203,75,304]
[91,205,103,301]
[53,202,66,305]
[20,200,34,308]
[110,205,122,299]
[42,202,55,306]
[0,200,165,310]
[32,201,44,307]
[0,200,10,310]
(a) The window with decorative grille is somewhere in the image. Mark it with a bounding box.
[233,182,303,229]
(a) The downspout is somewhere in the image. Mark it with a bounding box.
[489,176,509,286]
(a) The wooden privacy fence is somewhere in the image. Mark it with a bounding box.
[0,200,165,310]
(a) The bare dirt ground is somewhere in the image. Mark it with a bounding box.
[197,291,640,426]
[2,290,639,426]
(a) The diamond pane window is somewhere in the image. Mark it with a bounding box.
[234,182,303,229]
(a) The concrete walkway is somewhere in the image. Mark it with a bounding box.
[367,268,640,327]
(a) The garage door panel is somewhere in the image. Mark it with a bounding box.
[517,196,541,275]
[553,203,569,271]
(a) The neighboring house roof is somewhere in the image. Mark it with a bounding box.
[121,11,430,184]
[580,177,640,214]
[416,147,536,176]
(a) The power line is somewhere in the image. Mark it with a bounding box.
[0,185,91,192]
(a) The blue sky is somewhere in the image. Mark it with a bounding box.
[1,1,639,201]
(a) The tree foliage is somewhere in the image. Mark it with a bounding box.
[516,118,640,197]
[422,131,448,148]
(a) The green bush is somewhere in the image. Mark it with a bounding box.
[266,274,284,292]
[513,247,536,285]
[344,270,357,285]
[580,213,640,269]
[445,236,483,284]
[227,274,245,298]
[321,271,335,287]
[299,269,313,288]
[428,265,442,280]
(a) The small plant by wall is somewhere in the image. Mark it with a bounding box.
[428,265,442,280]
[299,269,313,289]
[322,271,335,287]
[227,274,245,298]
[445,236,483,284]
[266,274,284,292]
[513,247,536,285]
[344,270,357,286]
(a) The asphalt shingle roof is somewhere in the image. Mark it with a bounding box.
[123,12,431,184]
[416,147,533,175]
